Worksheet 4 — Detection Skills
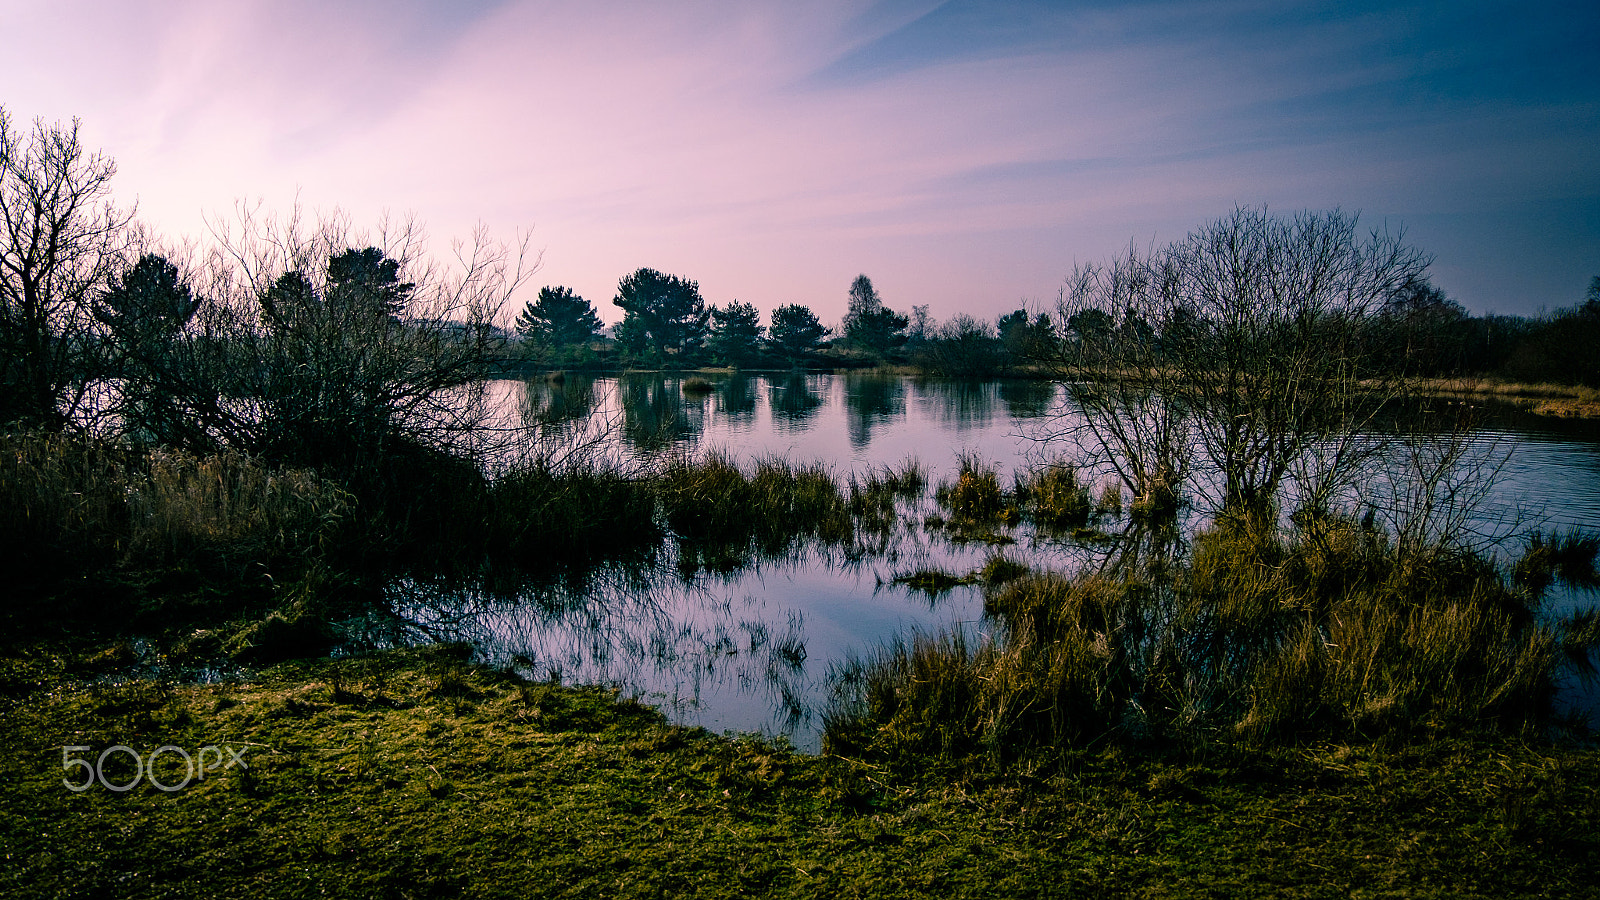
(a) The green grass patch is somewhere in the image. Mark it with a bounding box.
[2,646,1596,898]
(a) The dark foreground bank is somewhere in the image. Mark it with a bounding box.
[2,645,1596,899]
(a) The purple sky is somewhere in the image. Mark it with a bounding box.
[4,0,1597,326]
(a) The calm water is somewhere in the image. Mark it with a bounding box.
[358,373,1600,749]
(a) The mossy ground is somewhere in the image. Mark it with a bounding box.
[1,644,1596,899]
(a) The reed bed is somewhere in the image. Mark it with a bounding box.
[660,452,853,555]
[827,515,1600,769]
[0,432,348,569]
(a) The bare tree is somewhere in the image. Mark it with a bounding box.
[0,107,136,428]
[161,204,538,471]
[1047,246,1191,519]
[1045,208,1430,522]
[1167,208,1427,515]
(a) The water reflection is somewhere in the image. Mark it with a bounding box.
[714,374,757,424]
[621,375,703,452]
[768,373,823,427]
[914,378,1000,431]
[842,374,905,449]
[370,566,817,734]
[517,374,597,431]
[998,378,1059,419]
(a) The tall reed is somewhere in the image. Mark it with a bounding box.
[826,514,1595,768]
[660,452,854,565]
[0,432,348,568]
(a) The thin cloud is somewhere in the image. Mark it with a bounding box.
[0,0,1594,320]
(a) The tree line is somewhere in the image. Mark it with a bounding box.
[514,269,1057,373]
[520,261,1600,387]
[514,271,904,370]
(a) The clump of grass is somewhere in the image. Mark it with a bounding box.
[893,555,1029,600]
[846,459,924,536]
[681,376,716,395]
[0,431,351,621]
[1097,480,1123,516]
[1128,470,1182,522]
[935,453,1016,525]
[1513,530,1600,595]
[858,458,926,499]
[0,432,133,565]
[829,514,1587,767]
[661,452,854,568]
[1016,460,1092,529]
[128,449,352,563]
[892,569,967,597]
[752,456,855,546]
[978,554,1029,585]
[488,457,660,569]
[825,583,1133,766]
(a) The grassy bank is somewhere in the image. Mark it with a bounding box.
[1404,377,1600,419]
[1,646,1596,899]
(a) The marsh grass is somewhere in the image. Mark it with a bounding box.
[0,431,349,591]
[128,449,352,563]
[828,514,1600,769]
[847,459,925,537]
[1097,479,1124,516]
[1016,459,1094,529]
[661,452,854,567]
[487,457,659,568]
[935,453,1012,524]
[0,432,133,566]
[893,555,1030,599]
[892,569,967,597]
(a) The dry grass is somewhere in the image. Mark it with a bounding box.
[127,450,352,560]
[0,432,349,568]
[1403,377,1600,418]
[828,515,1596,765]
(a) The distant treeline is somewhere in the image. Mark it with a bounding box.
[520,266,1600,386]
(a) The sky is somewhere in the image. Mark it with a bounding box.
[2,0,1597,327]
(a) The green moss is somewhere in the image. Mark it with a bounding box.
[0,647,1595,898]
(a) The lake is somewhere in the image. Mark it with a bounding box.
[352,372,1600,750]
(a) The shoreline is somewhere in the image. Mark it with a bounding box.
[506,363,1600,421]
[1401,377,1600,419]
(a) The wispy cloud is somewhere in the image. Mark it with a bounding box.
[1,0,1595,318]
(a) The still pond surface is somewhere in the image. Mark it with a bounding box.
[356,373,1600,750]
